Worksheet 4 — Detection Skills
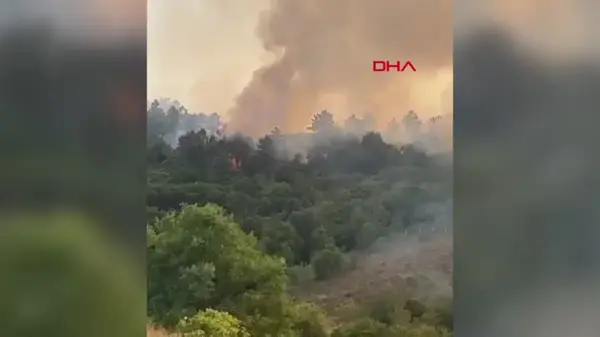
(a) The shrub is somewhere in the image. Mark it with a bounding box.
[290,302,330,337]
[311,245,346,280]
[287,264,315,285]
[177,309,249,337]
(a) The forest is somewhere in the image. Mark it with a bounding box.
[146,99,453,336]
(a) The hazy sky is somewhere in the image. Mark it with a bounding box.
[147,0,271,114]
[147,0,595,135]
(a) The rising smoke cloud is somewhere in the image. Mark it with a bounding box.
[225,0,453,136]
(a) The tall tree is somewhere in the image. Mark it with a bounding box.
[307,110,335,133]
[401,110,422,139]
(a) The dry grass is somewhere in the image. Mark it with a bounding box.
[293,233,452,315]
[147,326,177,337]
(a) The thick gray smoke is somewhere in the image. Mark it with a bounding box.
[227,0,453,136]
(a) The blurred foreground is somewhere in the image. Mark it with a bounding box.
[0,1,146,336]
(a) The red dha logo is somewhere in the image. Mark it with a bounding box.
[372,60,416,72]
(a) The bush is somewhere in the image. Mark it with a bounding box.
[289,302,330,337]
[367,298,410,326]
[177,309,249,337]
[419,297,453,331]
[147,204,289,332]
[311,245,347,280]
[287,264,315,285]
[404,299,428,321]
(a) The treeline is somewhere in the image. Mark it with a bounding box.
[147,102,453,336]
[148,98,223,147]
[147,99,452,150]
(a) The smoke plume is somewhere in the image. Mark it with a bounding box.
[226,0,453,136]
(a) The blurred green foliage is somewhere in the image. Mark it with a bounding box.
[0,212,146,337]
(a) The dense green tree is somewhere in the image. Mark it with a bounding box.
[147,204,289,333]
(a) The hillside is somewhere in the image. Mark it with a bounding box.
[294,230,452,318]
[146,107,453,336]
